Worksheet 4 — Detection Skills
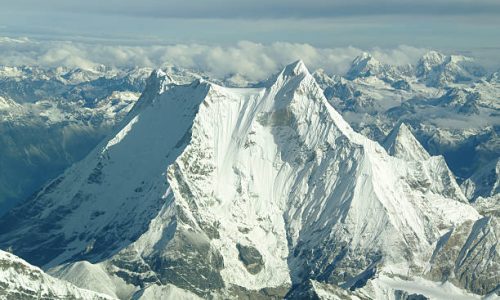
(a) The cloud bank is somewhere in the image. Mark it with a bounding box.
[0,37,434,81]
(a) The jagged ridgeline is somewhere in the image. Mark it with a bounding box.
[0,61,498,299]
[313,51,499,185]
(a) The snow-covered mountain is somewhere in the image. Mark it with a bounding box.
[462,158,500,201]
[345,53,386,80]
[0,250,115,299]
[0,65,152,104]
[1,50,497,216]
[0,66,151,215]
[0,65,228,215]
[416,51,486,87]
[314,51,499,185]
[383,123,431,162]
[0,61,497,299]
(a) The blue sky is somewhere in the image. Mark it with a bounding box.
[0,0,499,73]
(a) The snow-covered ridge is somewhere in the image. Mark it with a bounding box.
[0,60,496,299]
[0,250,115,299]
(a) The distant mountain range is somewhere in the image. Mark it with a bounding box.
[0,58,498,299]
[314,51,499,188]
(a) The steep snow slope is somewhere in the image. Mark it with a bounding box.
[0,75,209,268]
[462,158,500,200]
[0,90,141,215]
[0,64,258,216]
[0,61,493,299]
[0,250,115,300]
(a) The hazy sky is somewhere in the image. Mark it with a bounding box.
[1,0,499,48]
[0,0,499,72]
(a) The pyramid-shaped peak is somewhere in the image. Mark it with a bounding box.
[0,61,487,298]
[383,122,430,161]
[346,52,383,79]
[396,122,412,136]
[264,59,315,89]
[136,69,173,100]
[352,52,381,65]
[282,60,310,77]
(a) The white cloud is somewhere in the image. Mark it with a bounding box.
[0,37,432,81]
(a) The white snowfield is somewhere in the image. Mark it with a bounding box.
[0,61,498,299]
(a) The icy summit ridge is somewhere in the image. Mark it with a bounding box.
[0,61,494,299]
[283,59,309,76]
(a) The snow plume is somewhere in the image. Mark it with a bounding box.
[0,37,430,81]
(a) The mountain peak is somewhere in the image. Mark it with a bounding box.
[417,51,485,86]
[461,158,500,200]
[420,51,473,68]
[263,59,315,90]
[0,62,488,298]
[282,59,309,77]
[346,52,383,79]
[420,50,447,65]
[383,122,468,202]
[355,52,374,62]
[383,122,430,161]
